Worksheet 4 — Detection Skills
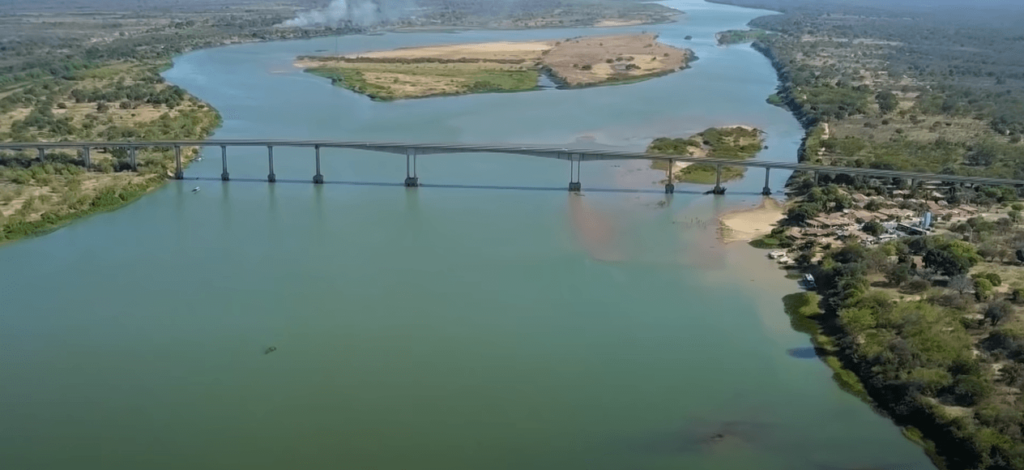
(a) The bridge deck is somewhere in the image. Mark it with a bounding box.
[1,140,1021,187]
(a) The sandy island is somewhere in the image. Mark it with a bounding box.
[295,33,692,100]
[719,198,784,243]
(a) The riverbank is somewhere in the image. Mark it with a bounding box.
[719,198,783,243]
[719,3,1024,463]
[0,61,220,244]
[297,34,692,100]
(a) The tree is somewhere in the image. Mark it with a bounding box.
[885,263,911,287]
[862,220,886,237]
[923,240,981,276]
[1009,210,1022,225]
[985,301,1014,326]
[978,243,1001,261]
[949,275,973,295]
[876,90,899,114]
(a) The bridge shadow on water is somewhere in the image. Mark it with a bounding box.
[184,176,768,196]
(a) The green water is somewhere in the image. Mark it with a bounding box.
[0,1,935,469]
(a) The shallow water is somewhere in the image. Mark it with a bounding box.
[0,1,935,469]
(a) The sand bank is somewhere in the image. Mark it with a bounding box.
[719,198,784,243]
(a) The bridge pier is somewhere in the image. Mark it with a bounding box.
[174,145,184,180]
[129,146,136,171]
[267,145,276,183]
[711,164,726,195]
[404,149,418,187]
[568,154,582,192]
[82,146,91,169]
[220,145,229,181]
[37,147,45,163]
[313,145,324,184]
[665,158,675,194]
[762,167,772,196]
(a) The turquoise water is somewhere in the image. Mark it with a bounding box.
[0,1,935,469]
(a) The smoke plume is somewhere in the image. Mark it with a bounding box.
[281,0,390,27]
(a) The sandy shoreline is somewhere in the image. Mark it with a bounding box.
[718,198,784,243]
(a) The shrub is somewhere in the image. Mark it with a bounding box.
[985,301,1015,326]
[975,278,994,301]
[862,220,886,236]
[905,277,931,294]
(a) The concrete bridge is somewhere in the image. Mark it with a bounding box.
[2,140,1023,195]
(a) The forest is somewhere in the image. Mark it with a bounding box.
[712,0,1024,178]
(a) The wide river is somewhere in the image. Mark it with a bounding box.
[0,1,935,469]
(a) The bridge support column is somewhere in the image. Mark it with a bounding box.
[712,164,726,195]
[762,167,772,196]
[568,154,582,192]
[313,145,324,184]
[174,145,184,180]
[813,170,819,185]
[267,145,276,183]
[404,149,418,187]
[129,146,136,171]
[220,145,229,181]
[37,147,45,163]
[82,146,91,169]
[665,159,675,194]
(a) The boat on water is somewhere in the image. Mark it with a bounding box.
[192,187,200,193]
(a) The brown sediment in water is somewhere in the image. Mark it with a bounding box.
[567,194,623,262]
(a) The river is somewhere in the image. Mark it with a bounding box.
[0,1,935,469]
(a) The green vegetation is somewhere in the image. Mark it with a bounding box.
[705,0,1024,465]
[0,177,162,242]
[306,63,539,101]
[0,15,230,243]
[784,291,869,399]
[675,164,745,184]
[804,235,1024,469]
[647,126,764,184]
[716,29,771,45]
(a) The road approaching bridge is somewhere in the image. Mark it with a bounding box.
[2,140,1022,195]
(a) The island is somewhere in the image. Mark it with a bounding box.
[296,33,693,100]
[647,126,765,184]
